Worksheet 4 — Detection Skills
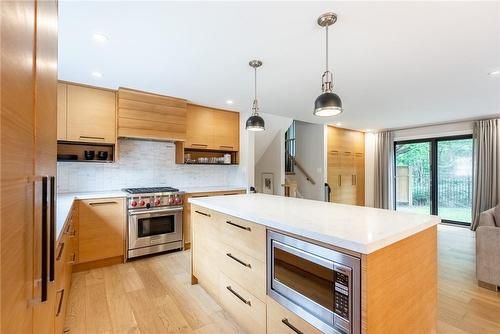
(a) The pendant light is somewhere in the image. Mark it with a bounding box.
[314,13,343,117]
[246,60,265,131]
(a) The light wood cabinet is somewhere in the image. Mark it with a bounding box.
[1,2,58,332]
[183,190,245,248]
[327,126,365,206]
[64,83,116,144]
[267,297,322,334]
[57,83,67,141]
[118,87,187,141]
[185,103,240,151]
[191,206,267,333]
[78,198,125,263]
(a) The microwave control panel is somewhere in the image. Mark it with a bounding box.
[334,272,350,320]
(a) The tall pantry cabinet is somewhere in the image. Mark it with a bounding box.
[1,0,58,333]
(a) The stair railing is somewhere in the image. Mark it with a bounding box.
[285,150,316,185]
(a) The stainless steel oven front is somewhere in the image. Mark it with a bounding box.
[267,231,361,334]
[127,206,183,258]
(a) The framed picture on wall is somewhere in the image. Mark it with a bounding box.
[262,173,274,195]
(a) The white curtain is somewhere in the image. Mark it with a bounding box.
[374,131,395,209]
[471,119,499,230]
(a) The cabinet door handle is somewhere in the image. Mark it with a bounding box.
[281,318,303,334]
[195,210,211,217]
[89,201,117,206]
[219,145,233,149]
[226,253,251,268]
[64,223,76,236]
[191,143,207,147]
[226,220,251,232]
[69,253,76,264]
[56,242,65,261]
[79,135,105,141]
[338,175,342,187]
[55,289,65,316]
[40,177,49,302]
[226,286,251,306]
[49,176,56,282]
[353,174,357,186]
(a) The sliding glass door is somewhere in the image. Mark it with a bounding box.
[394,135,473,225]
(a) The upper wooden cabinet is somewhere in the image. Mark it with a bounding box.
[118,87,187,141]
[185,103,240,151]
[57,82,117,144]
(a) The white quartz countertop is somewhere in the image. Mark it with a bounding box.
[56,191,127,239]
[181,185,246,194]
[189,194,440,254]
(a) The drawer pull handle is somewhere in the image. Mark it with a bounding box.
[56,289,65,316]
[220,145,233,149]
[56,242,65,261]
[69,253,76,264]
[226,220,251,232]
[195,210,211,217]
[226,253,251,268]
[226,286,251,306]
[89,201,117,206]
[191,143,208,147]
[79,135,105,141]
[282,318,303,334]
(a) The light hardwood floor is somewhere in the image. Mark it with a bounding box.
[65,225,500,333]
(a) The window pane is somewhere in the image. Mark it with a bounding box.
[437,139,473,223]
[395,142,431,215]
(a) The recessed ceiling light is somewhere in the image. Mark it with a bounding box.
[336,122,342,126]
[92,33,109,43]
[365,129,373,132]
[488,69,500,76]
[91,71,102,78]
[226,100,233,105]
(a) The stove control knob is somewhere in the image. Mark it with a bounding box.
[131,200,137,207]
[168,196,175,205]
[175,196,182,205]
[139,200,145,206]
[154,199,161,206]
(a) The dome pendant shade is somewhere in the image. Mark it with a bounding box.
[246,114,265,131]
[246,59,265,131]
[313,92,343,116]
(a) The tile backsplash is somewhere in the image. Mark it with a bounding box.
[56,139,242,193]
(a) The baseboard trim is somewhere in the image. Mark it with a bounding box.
[478,280,500,292]
[73,255,124,272]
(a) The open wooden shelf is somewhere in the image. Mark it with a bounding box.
[57,141,116,163]
[175,142,239,165]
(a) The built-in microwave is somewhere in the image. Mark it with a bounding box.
[267,231,361,334]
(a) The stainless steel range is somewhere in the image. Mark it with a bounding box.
[124,187,184,259]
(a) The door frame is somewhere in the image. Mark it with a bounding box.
[393,134,473,226]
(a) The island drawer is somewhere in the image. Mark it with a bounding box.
[218,272,266,334]
[217,242,266,302]
[214,212,266,262]
[267,297,323,334]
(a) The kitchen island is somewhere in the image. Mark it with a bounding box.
[189,193,440,334]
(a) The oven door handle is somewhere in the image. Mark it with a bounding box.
[129,207,183,216]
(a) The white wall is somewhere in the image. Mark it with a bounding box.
[294,121,326,201]
[254,131,285,195]
[254,112,293,163]
[364,120,475,207]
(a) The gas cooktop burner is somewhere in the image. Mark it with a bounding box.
[123,187,179,194]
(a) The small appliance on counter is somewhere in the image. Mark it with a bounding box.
[123,186,184,259]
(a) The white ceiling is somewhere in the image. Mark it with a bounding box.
[59,1,500,131]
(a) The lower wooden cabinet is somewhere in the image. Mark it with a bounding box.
[267,297,322,334]
[183,190,245,248]
[55,204,78,334]
[78,198,125,263]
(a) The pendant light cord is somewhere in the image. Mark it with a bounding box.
[254,67,257,102]
[325,25,329,72]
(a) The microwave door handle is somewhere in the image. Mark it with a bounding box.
[49,176,55,282]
